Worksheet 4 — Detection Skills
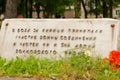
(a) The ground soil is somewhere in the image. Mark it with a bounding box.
[0,76,52,80]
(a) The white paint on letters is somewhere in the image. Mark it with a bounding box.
[0,19,120,59]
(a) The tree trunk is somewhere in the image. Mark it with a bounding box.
[36,5,40,18]
[5,0,17,18]
[109,0,113,18]
[26,0,33,18]
[102,0,107,18]
[35,2,40,18]
[81,0,87,18]
[25,0,28,18]
[95,0,98,18]
[29,0,33,18]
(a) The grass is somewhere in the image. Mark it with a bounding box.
[0,51,120,80]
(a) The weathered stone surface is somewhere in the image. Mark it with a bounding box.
[0,19,120,59]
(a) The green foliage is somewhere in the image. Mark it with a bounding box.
[33,0,73,17]
[0,52,120,79]
[0,0,5,14]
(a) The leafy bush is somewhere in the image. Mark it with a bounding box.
[0,52,120,80]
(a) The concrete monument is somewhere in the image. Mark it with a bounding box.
[0,19,120,59]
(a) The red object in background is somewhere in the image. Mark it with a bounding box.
[109,50,120,70]
[17,14,23,18]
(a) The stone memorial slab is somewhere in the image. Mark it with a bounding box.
[0,19,120,59]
